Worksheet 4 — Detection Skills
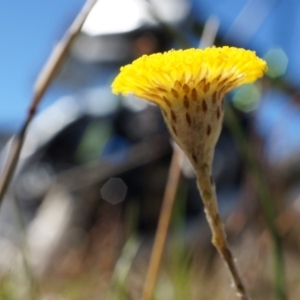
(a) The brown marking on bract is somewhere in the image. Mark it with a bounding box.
[171,88,179,98]
[147,93,162,101]
[198,78,206,89]
[196,104,200,112]
[183,83,190,94]
[163,96,171,107]
[183,95,189,109]
[172,125,177,136]
[186,112,191,127]
[207,124,211,136]
[171,109,177,123]
[204,82,210,93]
[227,78,239,86]
[191,88,197,100]
[210,175,214,185]
[202,100,208,112]
[218,78,228,88]
[174,80,182,89]
[217,86,226,100]
[157,87,167,93]
[220,85,227,94]
[192,153,198,163]
[212,91,217,104]
[216,107,220,120]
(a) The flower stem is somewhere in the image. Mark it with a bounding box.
[196,164,250,300]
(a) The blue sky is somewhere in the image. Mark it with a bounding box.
[1,0,300,135]
[0,0,85,132]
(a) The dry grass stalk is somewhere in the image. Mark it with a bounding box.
[0,0,97,205]
[142,146,183,300]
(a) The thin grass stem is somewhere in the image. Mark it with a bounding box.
[142,146,183,300]
[0,0,97,206]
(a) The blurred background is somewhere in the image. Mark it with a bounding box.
[0,0,300,299]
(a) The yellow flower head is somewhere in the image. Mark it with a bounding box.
[112,46,267,105]
[111,47,267,170]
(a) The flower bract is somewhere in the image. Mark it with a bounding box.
[112,47,267,170]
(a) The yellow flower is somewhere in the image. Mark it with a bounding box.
[112,46,267,104]
[112,46,267,170]
[112,47,267,298]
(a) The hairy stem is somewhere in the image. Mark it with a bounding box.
[196,164,250,300]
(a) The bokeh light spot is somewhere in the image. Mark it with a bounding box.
[101,178,128,205]
[232,84,261,113]
[264,48,288,78]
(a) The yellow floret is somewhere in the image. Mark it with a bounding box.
[112,46,267,105]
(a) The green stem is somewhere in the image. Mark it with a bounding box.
[224,103,287,300]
